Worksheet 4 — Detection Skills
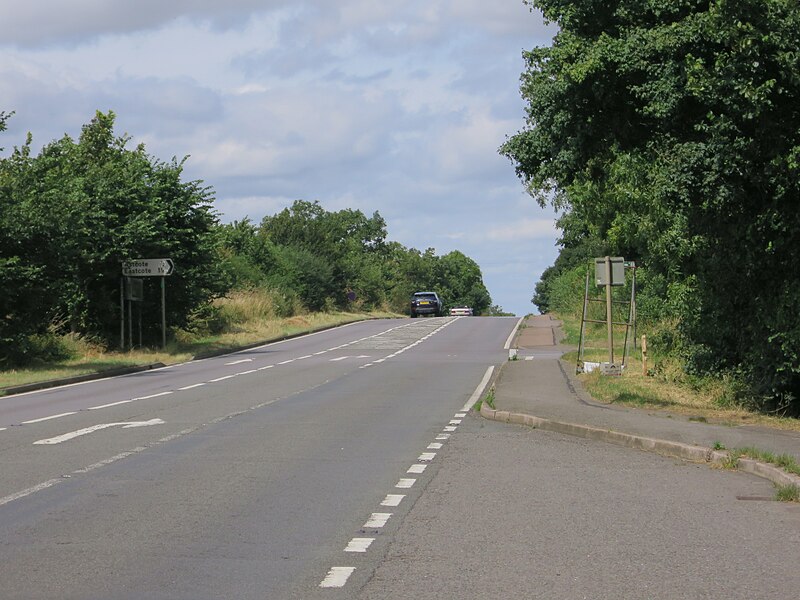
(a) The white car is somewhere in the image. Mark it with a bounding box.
[449,306,473,316]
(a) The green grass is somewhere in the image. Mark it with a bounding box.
[474,387,496,412]
[775,484,800,502]
[731,447,800,477]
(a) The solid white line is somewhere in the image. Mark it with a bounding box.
[132,391,173,400]
[319,567,355,588]
[178,383,206,391]
[395,478,416,489]
[381,494,405,507]
[88,399,132,410]
[364,513,392,528]
[504,317,525,350]
[418,452,436,461]
[345,537,374,552]
[407,464,427,474]
[427,443,443,450]
[208,375,235,382]
[461,365,495,412]
[225,359,252,365]
[22,412,76,424]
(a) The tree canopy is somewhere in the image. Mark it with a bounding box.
[503,0,800,413]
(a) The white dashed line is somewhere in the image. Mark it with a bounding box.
[418,452,436,462]
[239,369,258,375]
[330,356,348,362]
[455,413,466,418]
[364,513,392,528]
[88,400,132,410]
[0,479,62,508]
[427,442,443,450]
[208,375,235,382]
[178,383,206,391]
[133,391,174,400]
[22,412,76,424]
[297,355,313,360]
[443,426,457,432]
[407,464,427,474]
[258,365,274,370]
[436,433,450,440]
[449,419,462,425]
[278,359,295,365]
[395,478,416,489]
[381,494,405,507]
[319,567,356,588]
[225,359,252,365]
[345,537,374,552]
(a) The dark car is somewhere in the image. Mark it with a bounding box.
[410,291,441,317]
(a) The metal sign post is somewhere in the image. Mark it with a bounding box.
[122,259,174,350]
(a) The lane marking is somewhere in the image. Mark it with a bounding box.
[443,426,457,432]
[22,412,76,424]
[278,359,295,365]
[178,383,206,391]
[436,433,451,440]
[33,418,165,445]
[132,391,173,400]
[330,356,348,362]
[225,359,252,365]
[504,317,524,350]
[319,567,355,588]
[258,365,274,370]
[395,478,416,489]
[345,538,374,553]
[461,365,495,412]
[239,369,258,375]
[407,464,427,474]
[449,419,462,425]
[0,479,62,508]
[314,351,328,355]
[364,513,392,528]
[297,355,313,360]
[427,443,443,450]
[381,494,405,507]
[208,375,235,382]
[88,400,132,410]
[418,452,436,461]
[455,413,466,418]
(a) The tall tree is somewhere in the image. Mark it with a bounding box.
[503,0,800,411]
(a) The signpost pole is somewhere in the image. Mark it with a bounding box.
[605,256,614,365]
[120,277,125,350]
[127,278,133,351]
[161,277,166,350]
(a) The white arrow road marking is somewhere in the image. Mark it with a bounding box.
[33,418,165,445]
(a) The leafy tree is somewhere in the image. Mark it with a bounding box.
[503,0,800,412]
[0,110,223,361]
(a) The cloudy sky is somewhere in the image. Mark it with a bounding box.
[0,0,558,316]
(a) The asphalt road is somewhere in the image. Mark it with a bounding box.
[0,316,517,599]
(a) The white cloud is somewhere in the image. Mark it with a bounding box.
[0,0,559,317]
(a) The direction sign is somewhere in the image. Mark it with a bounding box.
[122,258,174,277]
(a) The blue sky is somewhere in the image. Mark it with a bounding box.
[0,0,558,316]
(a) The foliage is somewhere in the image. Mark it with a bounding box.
[0,111,223,364]
[504,0,800,414]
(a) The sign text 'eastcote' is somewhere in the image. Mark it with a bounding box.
[122,258,174,277]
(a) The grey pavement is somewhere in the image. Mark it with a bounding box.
[496,315,800,464]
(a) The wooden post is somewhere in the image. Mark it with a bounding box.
[605,256,614,365]
[641,335,648,376]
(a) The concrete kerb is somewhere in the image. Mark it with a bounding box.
[479,402,800,491]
